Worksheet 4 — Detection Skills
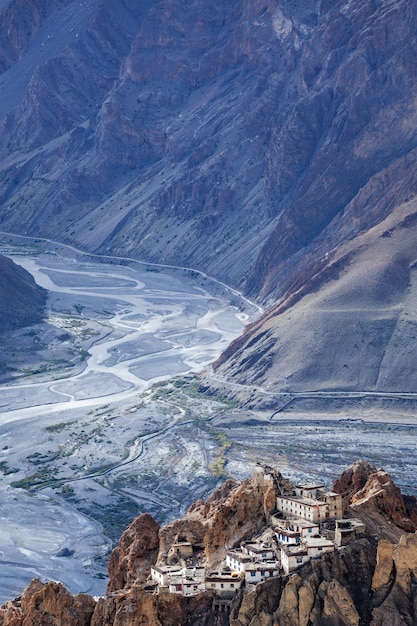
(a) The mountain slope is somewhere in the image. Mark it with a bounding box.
[214,197,417,393]
[0,253,46,332]
[0,0,416,300]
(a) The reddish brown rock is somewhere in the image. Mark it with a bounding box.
[332,460,378,510]
[350,470,417,534]
[371,540,394,592]
[2,465,417,626]
[107,513,160,593]
[92,585,215,626]
[159,476,269,569]
[0,578,95,626]
[371,533,417,625]
[332,461,417,541]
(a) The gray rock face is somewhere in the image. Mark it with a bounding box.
[0,253,46,333]
[0,0,416,294]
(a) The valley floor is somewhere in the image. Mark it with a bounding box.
[0,236,415,604]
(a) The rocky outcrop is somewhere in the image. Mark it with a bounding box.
[333,460,377,505]
[333,460,417,541]
[107,513,160,593]
[106,475,272,596]
[234,539,376,626]
[371,533,417,626]
[0,253,46,333]
[0,578,96,626]
[2,464,417,625]
[158,477,271,568]
[92,586,218,626]
[350,471,417,534]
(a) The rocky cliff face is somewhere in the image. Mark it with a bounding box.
[0,0,416,297]
[0,253,46,333]
[371,533,417,626]
[233,539,377,626]
[333,460,417,542]
[1,462,417,626]
[107,477,274,595]
[107,513,160,593]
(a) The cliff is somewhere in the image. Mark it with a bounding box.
[0,253,46,333]
[1,462,417,626]
[107,477,275,595]
[0,0,416,300]
[333,460,417,539]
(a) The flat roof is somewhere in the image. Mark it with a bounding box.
[206,574,242,582]
[277,495,326,506]
[293,519,320,527]
[275,519,319,529]
[226,550,253,562]
[295,483,324,489]
[274,528,300,537]
[246,562,280,571]
[282,546,308,556]
[169,576,203,583]
[305,537,334,548]
[151,565,183,574]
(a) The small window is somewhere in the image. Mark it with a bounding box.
[230,583,234,588]
[221,583,224,588]
[296,557,303,563]
[250,571,256,577]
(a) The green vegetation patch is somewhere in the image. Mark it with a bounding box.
[11,467,58,490]
[0,461,19,475]
[45,419,77,433]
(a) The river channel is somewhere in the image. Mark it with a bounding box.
[0,235,258,602]
[1,236,416,604]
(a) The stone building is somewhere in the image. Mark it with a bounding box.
[276,483,342,522]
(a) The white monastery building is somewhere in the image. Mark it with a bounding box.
[276,483,343,522]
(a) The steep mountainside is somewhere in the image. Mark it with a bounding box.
[0,253,46,332]
[0,0,417,302]
[214,196,417,393]
[1,461,417,625]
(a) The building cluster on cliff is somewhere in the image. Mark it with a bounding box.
[148,465,365,598]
